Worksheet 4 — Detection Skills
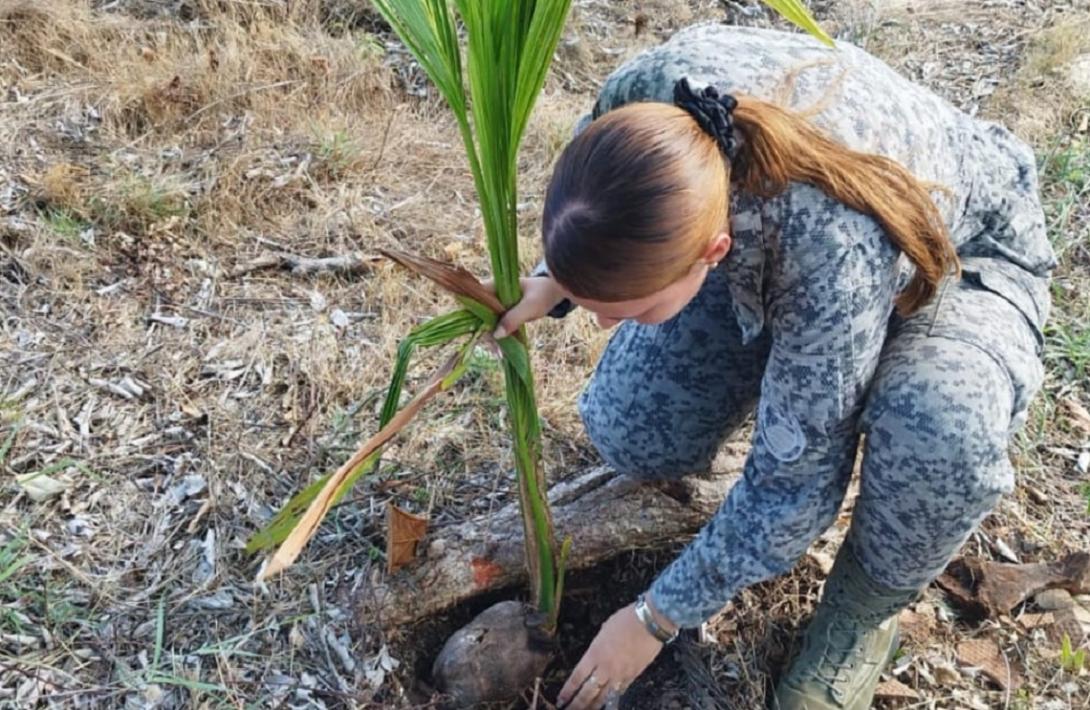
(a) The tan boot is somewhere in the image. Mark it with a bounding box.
[774,548,917,710]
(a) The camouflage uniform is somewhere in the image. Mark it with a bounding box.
[564,25,1055,628]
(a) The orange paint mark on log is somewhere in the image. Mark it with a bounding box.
[470,557,503,588]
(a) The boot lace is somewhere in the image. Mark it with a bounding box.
[807,611,885,701]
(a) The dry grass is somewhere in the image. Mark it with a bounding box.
[1,0,1088,707]
[993,16,1090,145]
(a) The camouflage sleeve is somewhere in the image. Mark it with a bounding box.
[647,184,900,627]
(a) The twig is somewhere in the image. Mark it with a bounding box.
[229,251,381,279]
[369,110,397,173]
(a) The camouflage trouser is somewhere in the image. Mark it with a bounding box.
[579,259,1047,597]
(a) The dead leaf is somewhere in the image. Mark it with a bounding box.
[1048,605,1090,647]
[936,553,1090,620]
[1061,397,1090,435]
[874,678,919,701]
[380,248,504,314]
[1017,611,1054,630]
[899,606,937,644]
[16,472,69,502]
[386,502,427,574]
[957,638,1023,690]
[259,352,461,580]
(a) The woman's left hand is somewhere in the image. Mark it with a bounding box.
[557,603,665,709]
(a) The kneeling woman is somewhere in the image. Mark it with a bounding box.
[495,23,1055,710]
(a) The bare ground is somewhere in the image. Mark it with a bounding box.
[1,1,1089,708]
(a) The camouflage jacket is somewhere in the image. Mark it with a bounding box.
[580,24,1057,626]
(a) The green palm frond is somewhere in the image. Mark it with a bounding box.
[763,1,834,46]
[247,308,480,553]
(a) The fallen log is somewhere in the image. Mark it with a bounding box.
[359,460,743,628]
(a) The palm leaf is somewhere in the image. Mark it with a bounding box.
[246,309,479,553]
[259,336,480,579]
[762,0,834,46]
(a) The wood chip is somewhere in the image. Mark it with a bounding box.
[956,638,1023,690]
[937,554,1090,619]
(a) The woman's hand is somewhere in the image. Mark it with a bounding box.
[557,602,669,709]
[490,276,567,339]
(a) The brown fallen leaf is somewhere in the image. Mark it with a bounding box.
[899,606,937,644]
[936,553,1090,620]
[1047,606,1090,647]
[387,502,428,574]
[1061,397,1090,435]
[874,678,919,701]
[957,638,1023,690]
[1017,611,1055,631]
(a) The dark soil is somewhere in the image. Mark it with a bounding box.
[394,546,824,709]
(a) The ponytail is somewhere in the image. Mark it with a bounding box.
[730,96,960,314]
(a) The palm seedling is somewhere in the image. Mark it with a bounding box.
[249,1,830,704]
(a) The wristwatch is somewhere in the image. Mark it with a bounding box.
[530,261,575,319]
[634,593,679,644]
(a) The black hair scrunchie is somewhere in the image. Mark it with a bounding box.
[673,77,740,161]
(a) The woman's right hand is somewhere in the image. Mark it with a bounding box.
[492,276,568,339]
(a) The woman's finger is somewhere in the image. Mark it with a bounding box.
[493,305,527,340]
[557,660,595,707]
[494,294,550,338]
[567,671,608,710]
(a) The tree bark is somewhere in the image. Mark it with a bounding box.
[358,460,743,628]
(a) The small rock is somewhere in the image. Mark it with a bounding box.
[1067,54,1090,97]
[931,657,960,685]
[1035,588,1075,611]
[809,550,835,575]
[427,538,446,558]
[142,684,164,705]
[330,308,350,328]
[1077,450,1089,475]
